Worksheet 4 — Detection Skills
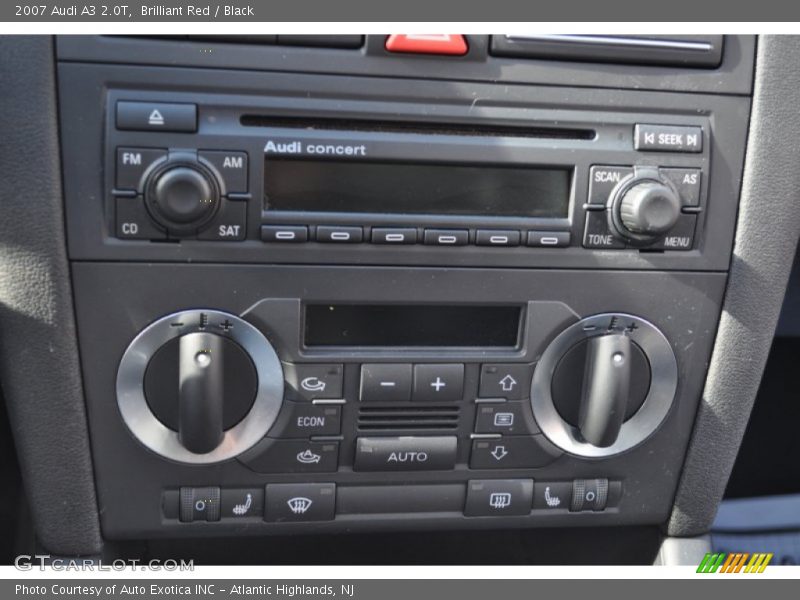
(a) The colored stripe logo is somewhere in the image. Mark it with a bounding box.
[697,552,773,573]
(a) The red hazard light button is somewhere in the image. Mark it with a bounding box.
[385,34,468,56]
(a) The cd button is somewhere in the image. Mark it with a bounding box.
[475,230,521,247]
[316,226,363,243]
[423,229,469,246]
[115,196,166,240]
[372,228,418,244]
[360,364,413,402]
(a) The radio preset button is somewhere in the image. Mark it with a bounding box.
[588,166,634,205]
[475,230,521,247]
[527,231,571,248]
[634,124,703,153]
[261,225,308,243]
[199,151,249,194]
[116,101,197,133]
[464,479,533,517]
[265,483,336,522]
[115,196,166,240]
[316,226,363,243]
[354,436,458,471]
[283,363,344,401]
[116,147,166,191]
[478,363,534,400]
[470,436,560,469]
[583,210,625,249]
[360,364,413,402]
[423,229,469,246]
[659,167,702,206]
[412,364,464,402]
[372,228,418,244]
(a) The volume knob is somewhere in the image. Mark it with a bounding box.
[145,162,220,234]
[618,181,681,238]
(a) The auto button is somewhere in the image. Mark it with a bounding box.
[354,436,457,471]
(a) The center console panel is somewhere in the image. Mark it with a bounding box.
[57,35,753,540]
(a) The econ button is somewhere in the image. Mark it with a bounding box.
[354,436,457,472]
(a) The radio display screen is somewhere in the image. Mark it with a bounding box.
[264,158,571,218]
[304,304,522,347]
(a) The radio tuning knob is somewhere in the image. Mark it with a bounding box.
[145,163,220,234]
[615,180,681,242]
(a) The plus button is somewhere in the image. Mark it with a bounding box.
[430,377,447,392]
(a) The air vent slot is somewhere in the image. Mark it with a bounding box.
[491,35,724,68]
[358,405,460,432]
[240,116,595,141]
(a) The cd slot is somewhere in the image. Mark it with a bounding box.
[240,115,595,140]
